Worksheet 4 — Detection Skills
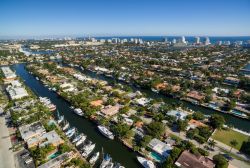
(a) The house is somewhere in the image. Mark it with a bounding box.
[100,104,120,117]
[167,110,189,120]
[38,151,75,168]
[27,130,64,148]
[187,119,207,130]
[1,66,17,80]
[19,122,46,142]
[90,100,103,107]
[134,97,151,106]
[175,150,215,168]
[187,91,204,102]
[148,138,173,158]
[6,80,29,100]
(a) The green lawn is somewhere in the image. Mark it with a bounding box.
[212,128,249,150]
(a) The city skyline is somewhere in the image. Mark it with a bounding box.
[0,0,250,38]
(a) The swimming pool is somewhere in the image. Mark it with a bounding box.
[48,151,61,159]
[149,152,164,162]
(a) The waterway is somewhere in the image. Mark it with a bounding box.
[12,63,140,168]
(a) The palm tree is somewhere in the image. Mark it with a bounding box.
[230,139,238,152]
[208,139,216,150]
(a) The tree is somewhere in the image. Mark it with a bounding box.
[213,154,229,168]
[113,123,132,139]
[207,139,216,149]
[170,147,182,160]
[146,121,164,138]
[192,112,205,120]
[209,114,225,129]
[176,119,188,132]
[230,139,238,152]
[140,135,152,148]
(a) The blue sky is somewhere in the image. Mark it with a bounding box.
[0,0,250,37]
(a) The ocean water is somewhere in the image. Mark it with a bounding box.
[94,36,250,44]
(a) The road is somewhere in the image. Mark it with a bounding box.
[0,113,15,168]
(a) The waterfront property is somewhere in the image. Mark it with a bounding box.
[148,138,173,160]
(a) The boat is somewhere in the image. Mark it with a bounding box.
[151,88,159,93]
[36,77,39,80]
[65,127,76,135]
[100,154,112,168]
[137,157,155,168]
[97,126,114,140]
[114,163,125,168]
[106,162,114,168]
[89,152,100,165]
[57,115,64,124]
[82,143,95,157]
[72,133,84,143]
[67,131,75,138]
[66,127,76,138]
[74,108,84,116]
[62,121,70,131]
[75,135,87,147]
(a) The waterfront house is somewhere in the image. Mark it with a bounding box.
[186,91,204,102]
[6,80,29,100]
[1,66,17,80]
[19,122,46,142]
[100,104,121,117]
[148,138,173,158]
[187,119,207,130]
[167,110,189,120]
[134,97,151,106]
[38,151,75,168]
[27,130,64,148]
[90,99,104,107]
[175,150,215,168]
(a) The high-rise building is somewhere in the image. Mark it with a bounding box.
[205,37,210,45]
[164,37,168,43]
[195,36,200,44]
[181,36,186,44]
[172,38,177,44]
[217,41,222,45]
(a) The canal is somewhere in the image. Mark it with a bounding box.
[12,63,141,168]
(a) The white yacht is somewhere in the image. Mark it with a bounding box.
[74,108,84,116]
[100,154,112,168]
[89,152,100,165]
[82,143,95,157]
[72,133,84,143]
[62,122,69,131]
[97,126,114,140]
[137,157,155,168]
[75,135,87,147]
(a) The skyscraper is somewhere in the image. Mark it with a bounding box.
[195,36,200,44]
[181,36,186,44]
[205,37,210,45]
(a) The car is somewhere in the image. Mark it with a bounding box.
[222,153,233,161]
[25,158,33,164]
